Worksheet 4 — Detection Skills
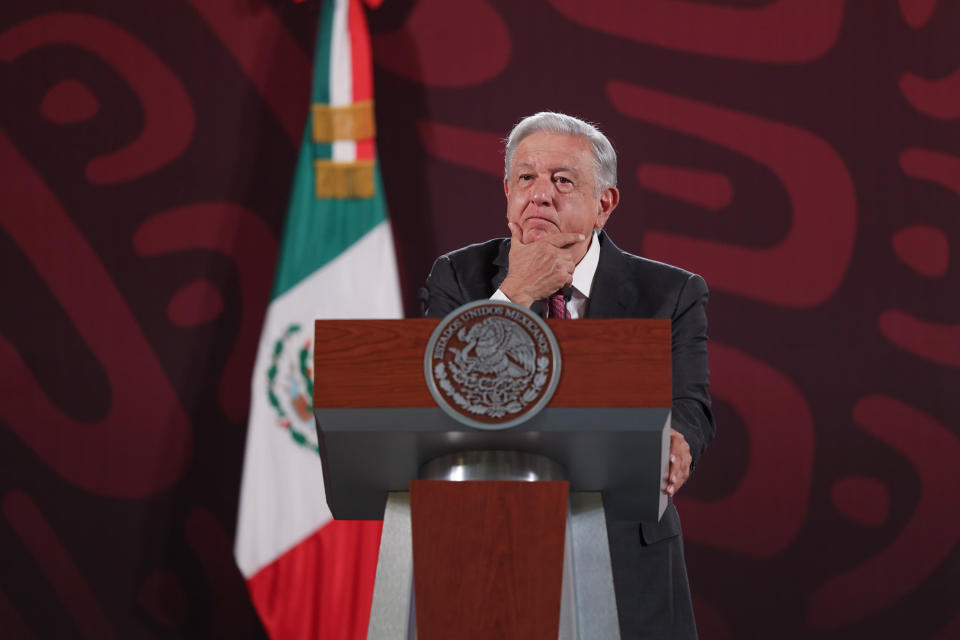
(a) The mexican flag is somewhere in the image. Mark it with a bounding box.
[234,0,401,637]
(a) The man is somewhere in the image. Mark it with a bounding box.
[422,112,715,639]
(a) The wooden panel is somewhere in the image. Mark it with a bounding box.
[410,480,568,640]
[314,319,436,408]
[550,318,671,407]
[314,318,671,409]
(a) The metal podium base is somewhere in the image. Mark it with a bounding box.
[366,451,621,640]
[559,493,621,639]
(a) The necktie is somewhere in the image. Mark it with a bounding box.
[547,290,569,319]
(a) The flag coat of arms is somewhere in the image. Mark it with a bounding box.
[234,0,401,637]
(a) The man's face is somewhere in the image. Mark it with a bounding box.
[504,131,618,260]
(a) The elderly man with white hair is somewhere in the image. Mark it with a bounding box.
[423,112,715,639]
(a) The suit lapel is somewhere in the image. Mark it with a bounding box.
[492,238,510,290]
[586,231,637,318]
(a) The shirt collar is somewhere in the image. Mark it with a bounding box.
[571,229,601,298]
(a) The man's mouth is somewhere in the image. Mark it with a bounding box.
[522,213,559,228]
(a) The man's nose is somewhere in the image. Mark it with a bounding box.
[531,177,553,205]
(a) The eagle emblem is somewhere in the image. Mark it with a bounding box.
[425,301,561,430]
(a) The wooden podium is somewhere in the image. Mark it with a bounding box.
[314,316,672,640]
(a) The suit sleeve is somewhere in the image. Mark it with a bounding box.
[423,255,466,318]
[671,273,715,468]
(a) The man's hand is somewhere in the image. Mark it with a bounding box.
[500,222,584,307]
[665,428,692,497]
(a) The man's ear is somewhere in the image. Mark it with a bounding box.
[504,177,510,198]
[596,186,620,229]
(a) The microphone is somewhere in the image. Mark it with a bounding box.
[418,287,430,317]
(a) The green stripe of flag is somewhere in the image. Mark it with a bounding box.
[311,0,335,161]
[311,0,335,106]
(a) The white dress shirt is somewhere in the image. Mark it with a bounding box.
[491,229,601,319]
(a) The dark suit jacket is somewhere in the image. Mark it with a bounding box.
[423,230,714,637]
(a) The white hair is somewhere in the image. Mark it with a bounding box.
[504,111,617,194]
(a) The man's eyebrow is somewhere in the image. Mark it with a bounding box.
[514,161,580,175]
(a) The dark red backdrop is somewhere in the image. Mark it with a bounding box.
[1,1,958,638]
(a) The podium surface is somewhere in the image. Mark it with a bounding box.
[314,317,672,522]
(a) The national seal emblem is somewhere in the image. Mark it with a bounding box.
[424,301,562,429]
